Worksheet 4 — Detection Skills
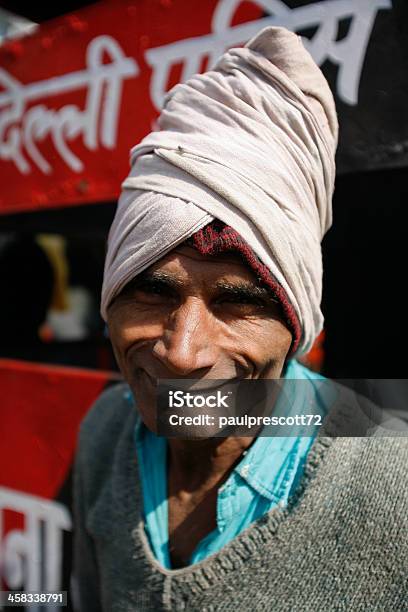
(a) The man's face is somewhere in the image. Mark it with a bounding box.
[107,245,292,431]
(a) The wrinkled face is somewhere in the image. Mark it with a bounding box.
[107,245,292,431]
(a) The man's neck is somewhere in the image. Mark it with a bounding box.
[167,436,255,567]
[168,436,254,492]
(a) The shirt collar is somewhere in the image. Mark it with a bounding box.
[229,360,327,503]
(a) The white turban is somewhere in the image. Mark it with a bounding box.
[101,26,338,355]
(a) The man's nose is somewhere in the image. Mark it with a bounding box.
[152,298,219,376]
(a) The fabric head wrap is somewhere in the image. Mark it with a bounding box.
[101,26,338,356]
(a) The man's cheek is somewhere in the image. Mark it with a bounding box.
[131,382,157,432]
[109,336,130,377]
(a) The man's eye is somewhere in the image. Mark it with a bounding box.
[137,283,166,295]
[119,281,177,304]
[215,294,264,307]
[135,282,176,298]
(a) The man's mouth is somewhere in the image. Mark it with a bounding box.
[179,380,239,392]
[138,369,241,392]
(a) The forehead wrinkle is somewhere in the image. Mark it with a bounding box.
[150,250,258,284]
[145,270,262,293]
[145,249,279,300]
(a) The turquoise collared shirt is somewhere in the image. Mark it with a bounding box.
[132,360,329,569]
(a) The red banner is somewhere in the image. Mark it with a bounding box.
[0,359,120,594]
[0,0,262,214]
[0,359,118,496]
[0,0,397,214]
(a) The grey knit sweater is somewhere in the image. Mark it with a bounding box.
[72,383,408,611]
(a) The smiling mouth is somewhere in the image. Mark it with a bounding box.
[183,380,238,392]
[138,369,241,392]
[160,378,243,393]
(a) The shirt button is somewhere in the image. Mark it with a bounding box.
[240,465,250,477]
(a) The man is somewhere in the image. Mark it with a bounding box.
[72,27,407,611]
